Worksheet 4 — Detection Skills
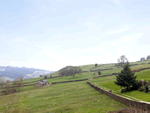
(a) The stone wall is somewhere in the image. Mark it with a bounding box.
[51,79,88,84]
[87,81,150,111]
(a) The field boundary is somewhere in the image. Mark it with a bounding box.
[87,65,150,111]
[87,80,150,111]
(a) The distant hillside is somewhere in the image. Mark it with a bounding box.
[0,66,55,80]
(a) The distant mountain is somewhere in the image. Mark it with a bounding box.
[0,66,55,80]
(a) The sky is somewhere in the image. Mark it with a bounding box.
[0,0,150,71]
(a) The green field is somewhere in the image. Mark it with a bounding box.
[1,60,150,112]
[0,81,128,113]
[90,69,150,102]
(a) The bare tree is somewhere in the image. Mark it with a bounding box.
[13,76,25,92]
[117,55,128,68]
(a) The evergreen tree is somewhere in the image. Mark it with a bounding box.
[114,61,137,91]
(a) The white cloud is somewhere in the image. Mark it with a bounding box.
[67,47,105,53]
[106,28,129,34]
[44,52,68,62]
[114,0,121,4]
[112,33,143,46]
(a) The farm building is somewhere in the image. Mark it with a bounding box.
[35,79,49,87]
[35,82,45,87]
[41,79,49,85]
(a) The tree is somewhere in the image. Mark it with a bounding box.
[19,76,24,81]
[147,55,150,60]
[13,76,25,92]
[117,55,128,68]
[59,66,82,78]
[44,75,47,79]
[40,75,43,77]
[95,63,97,67]
[114,61,137,91]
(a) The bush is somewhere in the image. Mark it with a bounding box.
[145,84,149,93]
[121,88,127,93]
[148,80,150,85]
[138,86,145,91]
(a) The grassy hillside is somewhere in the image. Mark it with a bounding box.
[0,81,128,113]
[22,59,150,84]
[1,59,150,112]
[90,67,150,102]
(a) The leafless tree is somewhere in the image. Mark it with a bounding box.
[117,55,128,68]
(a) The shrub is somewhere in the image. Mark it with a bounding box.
[148,80,150,84]
[138,86,145,91]
[145,84,149,93]
[121,88,127,93]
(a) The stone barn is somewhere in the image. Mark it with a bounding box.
[35,82,45,87]
[41,79,49,85]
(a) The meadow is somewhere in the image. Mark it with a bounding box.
[1,59,150,112]
[90,69,150,102]
[0,81,129,113]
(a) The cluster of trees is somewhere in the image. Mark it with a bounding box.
[59,66,82,78]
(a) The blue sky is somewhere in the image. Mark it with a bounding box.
[0,0,150,71]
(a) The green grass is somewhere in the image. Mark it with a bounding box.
[22,59,150,84]
[90,69,150,102]
[91,64,118,71]
[1,60,150,112]
[78,64,95,71]
[47,72,98,83]
[0,81,129,113]
[130,64,150,70]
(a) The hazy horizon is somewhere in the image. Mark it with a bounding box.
[1,0,150,71]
